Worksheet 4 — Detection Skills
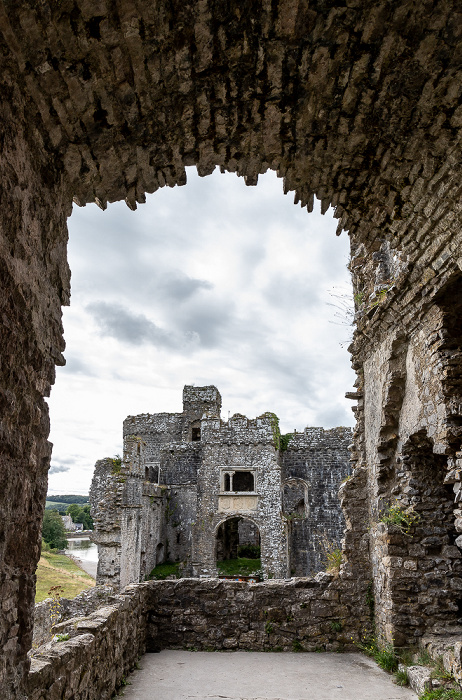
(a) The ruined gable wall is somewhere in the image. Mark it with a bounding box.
[282,427,352,575]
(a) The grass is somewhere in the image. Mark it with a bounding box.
[217,557,262,577]
[356,636,398,673]
[148,562,182,580]
[35,550,95,602]
[420,690,462,700]
[394,669,409,686]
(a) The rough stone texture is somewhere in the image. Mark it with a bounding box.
[31,585,116,648]
[28,584,148,700]
[282,427,353,574]
[27,576,371,698]
[0,1,462,696]
[145,576,368,652]
[399,664,433,696]
[90,386,351,584]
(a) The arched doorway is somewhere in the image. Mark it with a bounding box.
[216,517,261,579]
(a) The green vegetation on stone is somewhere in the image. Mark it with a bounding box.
[42,510,68,549]
[148,562,182,580]
[356,635,398,673]
[217,557,262,577]
[379,501,420,535]
[393,669,409,686]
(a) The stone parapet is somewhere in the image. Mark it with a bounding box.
[28,576,371,699]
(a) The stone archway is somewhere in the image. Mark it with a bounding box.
[1,2,462,697]
[215,516,261,577]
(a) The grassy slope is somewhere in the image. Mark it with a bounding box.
[35,551,95,602]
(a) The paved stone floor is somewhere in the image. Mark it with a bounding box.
[119,650,418,700]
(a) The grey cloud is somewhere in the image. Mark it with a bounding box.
[263,275,321,310]
[154,271,213,302]
[49,464,71,474]
[174,300,235,348]
[87,302,175,347]
[63,356,95,375]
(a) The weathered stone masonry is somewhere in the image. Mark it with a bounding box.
[28,576,370,700]
[90,385,352,585]
[0,1,461,697]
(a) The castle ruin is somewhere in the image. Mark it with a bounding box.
[90,385,352,587]
[1,1,462,697]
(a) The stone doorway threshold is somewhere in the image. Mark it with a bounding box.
[118,650,418,700]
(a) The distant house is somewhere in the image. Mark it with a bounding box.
[61,515,84,532]
[61,515,73,531]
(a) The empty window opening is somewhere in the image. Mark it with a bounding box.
[224,473,231,491]
[191,427,201,441]
[145,465,160,483]
[232,471,254,492]
[55,170,353,517]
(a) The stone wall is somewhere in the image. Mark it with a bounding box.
[146,576,369,653]
[192,412,287,578]
[91,389,351,585]
[28,585,148,700]
[282,427,352,575]
[32,586,116,649]
[90,456,168,589]
[28,576,371,699]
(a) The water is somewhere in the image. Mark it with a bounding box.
[65,537,98,564]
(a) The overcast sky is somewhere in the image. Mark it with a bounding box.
[47,168,355,496]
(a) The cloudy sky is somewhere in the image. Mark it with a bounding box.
[47,168,355,496]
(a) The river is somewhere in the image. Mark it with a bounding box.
[65,537,98,578]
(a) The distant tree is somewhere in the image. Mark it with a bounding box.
[42,510,68,550]
[66,504,93,530]
[47,495,89,504]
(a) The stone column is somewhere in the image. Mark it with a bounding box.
[0,108,70,698]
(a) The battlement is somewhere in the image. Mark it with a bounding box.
[285,426,353,451]
[201,411,276,444]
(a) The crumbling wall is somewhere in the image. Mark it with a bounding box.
[282,427,352,575]
[0,103,70,699]
[32,586,116,648]
[90,448,168,588]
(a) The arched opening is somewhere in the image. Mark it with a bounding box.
[216,517,261,579]
[48,169,354,497]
